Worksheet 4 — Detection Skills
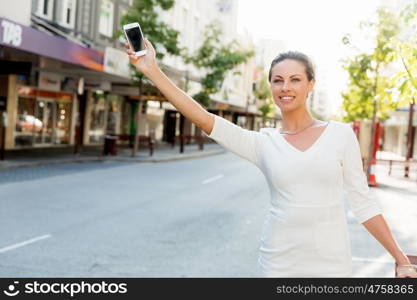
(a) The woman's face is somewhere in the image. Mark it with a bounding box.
[270,59,315,113]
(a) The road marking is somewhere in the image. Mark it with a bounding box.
[0,234,52,254]
[202,174,224,184]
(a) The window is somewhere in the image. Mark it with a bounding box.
[67,7,71,23]
[34,0,54,20]
[183,7,188,30]
[117,7,128,44]
[218,0,233,13]
[99,0,114,38]
[191,16,198,52]
[57,0,77,29]
[43,0,49,15]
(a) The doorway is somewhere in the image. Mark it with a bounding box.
[163,110,177,144]
[34,98,55,145]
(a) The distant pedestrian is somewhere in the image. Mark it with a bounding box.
[125,39,417,278]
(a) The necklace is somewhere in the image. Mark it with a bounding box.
[279,119,318,135]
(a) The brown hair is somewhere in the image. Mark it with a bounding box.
[268,51,315,82]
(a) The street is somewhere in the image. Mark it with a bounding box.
[0,153,416,277]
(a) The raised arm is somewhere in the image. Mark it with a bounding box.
[125,39,262,166]
[125,39,214,134]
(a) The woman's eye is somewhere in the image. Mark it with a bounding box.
[273,79,299,83]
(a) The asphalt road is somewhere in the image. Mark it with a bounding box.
[0,153,269,277]
[0,153,415,277]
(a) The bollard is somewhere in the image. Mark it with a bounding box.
[404,159,410,178]
[389,160,392,176]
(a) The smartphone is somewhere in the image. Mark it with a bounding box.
[123,22,147,57]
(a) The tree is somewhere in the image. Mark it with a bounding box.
[392,3,417,104]
[184,23,254,108]
[341,7,400,179]
[254,72,275,126]
[116,0,182,157]
[391,3,417,176]
[254,71,272,100]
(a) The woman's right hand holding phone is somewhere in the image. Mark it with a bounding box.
[125,38,158,76]
[125,37,214,135]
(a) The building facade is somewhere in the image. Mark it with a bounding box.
[0,0,257,156]
[0,0,135,153]
[157,0,258,139]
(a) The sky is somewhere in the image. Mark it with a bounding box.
[237,0,383,117]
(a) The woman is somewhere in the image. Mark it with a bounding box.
[125,39,417,278]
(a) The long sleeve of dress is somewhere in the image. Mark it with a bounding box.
[204,114,262,167]
[342,125,383,224]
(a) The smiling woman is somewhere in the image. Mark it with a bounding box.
[267,51,323,135]
[125,38,417,278]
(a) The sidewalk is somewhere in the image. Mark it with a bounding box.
[376,150,406,161]
[0,142,226,170]
[376,150,416,181]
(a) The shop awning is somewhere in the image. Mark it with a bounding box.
[0,16,104,71]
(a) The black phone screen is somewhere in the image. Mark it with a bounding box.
[126,26,144,52]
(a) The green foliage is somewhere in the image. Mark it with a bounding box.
[391,3,417,106]
[116,0,182,84]
[341,7,400,122]
[185,23,254,107]
[253,71,275,120]
[254,72,272,101]
[400,2,417,28]
[259,99,276,120]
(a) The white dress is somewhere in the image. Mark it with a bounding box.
[205,115,382,277]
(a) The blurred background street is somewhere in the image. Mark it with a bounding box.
[0,0,416,278]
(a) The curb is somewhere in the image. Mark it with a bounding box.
[0,149,227,170]
[105,149,226,163]
[0,157,105,170]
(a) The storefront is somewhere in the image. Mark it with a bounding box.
[112,83,170,145]
[15,86,74,148]
[0,16,131,152]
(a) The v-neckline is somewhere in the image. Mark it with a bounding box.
[275,121,332,154]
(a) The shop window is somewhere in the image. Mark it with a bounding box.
[121,100,132,136]
[14,97,72,147]
[54,101,72,144]
[34,100,54,144]
[89,93,108,143]
[106,95,120,135]
[16,75,32,86]
[15,97,37,147]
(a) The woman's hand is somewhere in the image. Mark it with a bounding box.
[125,38,158,76]
[396,264,417,278]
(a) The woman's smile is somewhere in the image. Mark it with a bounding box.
[279,95,296,102]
